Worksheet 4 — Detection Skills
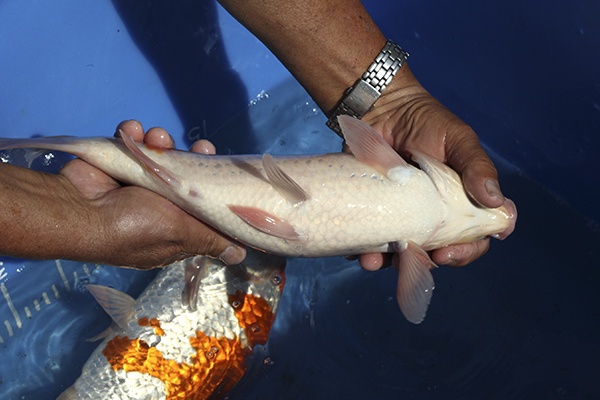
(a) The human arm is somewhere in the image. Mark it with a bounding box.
[217,0,512,268]
[0,121,245,268]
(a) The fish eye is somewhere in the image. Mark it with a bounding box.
[270,275,282,286]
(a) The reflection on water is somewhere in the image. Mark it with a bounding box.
[1,79,599,399]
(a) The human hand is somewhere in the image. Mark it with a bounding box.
[357,65,516,270]
[59,120,245,269]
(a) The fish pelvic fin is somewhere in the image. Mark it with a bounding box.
[118,129,181,190]
[262,154,310,205]
[228,205,302,241]
[56,385,79,400]
[86,284,135,331]
[337,115,409,177]
[181,256,212,311]
[394,241,436,324]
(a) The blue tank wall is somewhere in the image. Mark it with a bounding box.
[367,0,600,225]
[1,1,598,224]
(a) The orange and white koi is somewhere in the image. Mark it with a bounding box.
[57,250,286,400]
[0,116,516,323]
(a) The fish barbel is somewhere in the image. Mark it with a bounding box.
[0,116,516,323]
[57,250,286,400]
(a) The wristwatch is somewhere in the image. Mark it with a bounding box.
[326,40,409,136]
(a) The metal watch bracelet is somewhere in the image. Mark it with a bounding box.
[326,40,409,136]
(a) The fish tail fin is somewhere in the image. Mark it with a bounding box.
[394,241,436,324]
[0,136,86,166]
[0,136,80,152]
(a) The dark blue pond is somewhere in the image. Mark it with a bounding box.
[1,1,599,399]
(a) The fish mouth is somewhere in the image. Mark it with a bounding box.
[493,198,517,240]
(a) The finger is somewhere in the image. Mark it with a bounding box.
[190,139,216,155]
[358,252,393,271]
[182,222,247,266]
[60,159,120,199]
[431,239,490,267]
[445,127,505,208]
[144,127,175,149]
[115,120,145,142]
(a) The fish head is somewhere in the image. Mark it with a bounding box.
[226,249,287,317]
[411,150,518,249]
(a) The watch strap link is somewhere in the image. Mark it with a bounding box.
[326,40,409,136]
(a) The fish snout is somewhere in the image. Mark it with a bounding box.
[493,198,517,240]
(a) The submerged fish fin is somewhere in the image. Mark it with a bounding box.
[410,149,462,196]
[56,386,78,400]
[182,256,212,311]
[228,205,302,241]
[86,324,116,342]
[118,129,181,190]
[338,115,409,176]
[86,284,135,331]
[394,241,436,324]
[262,154,310,205]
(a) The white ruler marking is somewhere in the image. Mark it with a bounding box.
[4,320,13,337]
[51,284,61,299]
[1,282,22,329]
[55,260,71,292]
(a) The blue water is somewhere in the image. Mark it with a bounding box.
[1,78,599,399]
[1,0,600,399]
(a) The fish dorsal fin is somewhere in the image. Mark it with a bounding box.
[394,241,436,324]
[118,130,181,190]
[228,205,302,241]
[262,154,309,205]
[410,149,462,195]
[338,115,409,177]
[181,256,212,311]
[86,284,135,331]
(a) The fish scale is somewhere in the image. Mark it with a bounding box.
[57,251,286,400]
[0,116,516,323]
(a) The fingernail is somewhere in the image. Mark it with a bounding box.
[485,179,504,201]
[218,245,246,265]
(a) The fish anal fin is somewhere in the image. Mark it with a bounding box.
[262,154,309,205]
[118,129,181,190]
[86,284,135,331]
[394,241,436,324]
[338,115,408,176]
[228,205,301,241]
[182,256,212,311]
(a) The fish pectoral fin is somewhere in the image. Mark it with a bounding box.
[86,284,135,331]
[262,154,310,205]
[394,241,436,324]
[337,115,409,176]
[409,149,462,196]
[181,256,212,311]
[56,385,78,400]
[228,205,302,241]
[118,129,181,190]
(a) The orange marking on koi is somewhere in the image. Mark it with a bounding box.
[138,317,165,336]
[102,331,250,400]
[228,292,275,347]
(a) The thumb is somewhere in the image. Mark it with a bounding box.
[183,222,247,266]
[445,129,505,208]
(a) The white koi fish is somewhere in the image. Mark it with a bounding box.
[57,250,286,400]
[0,116,516,323]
